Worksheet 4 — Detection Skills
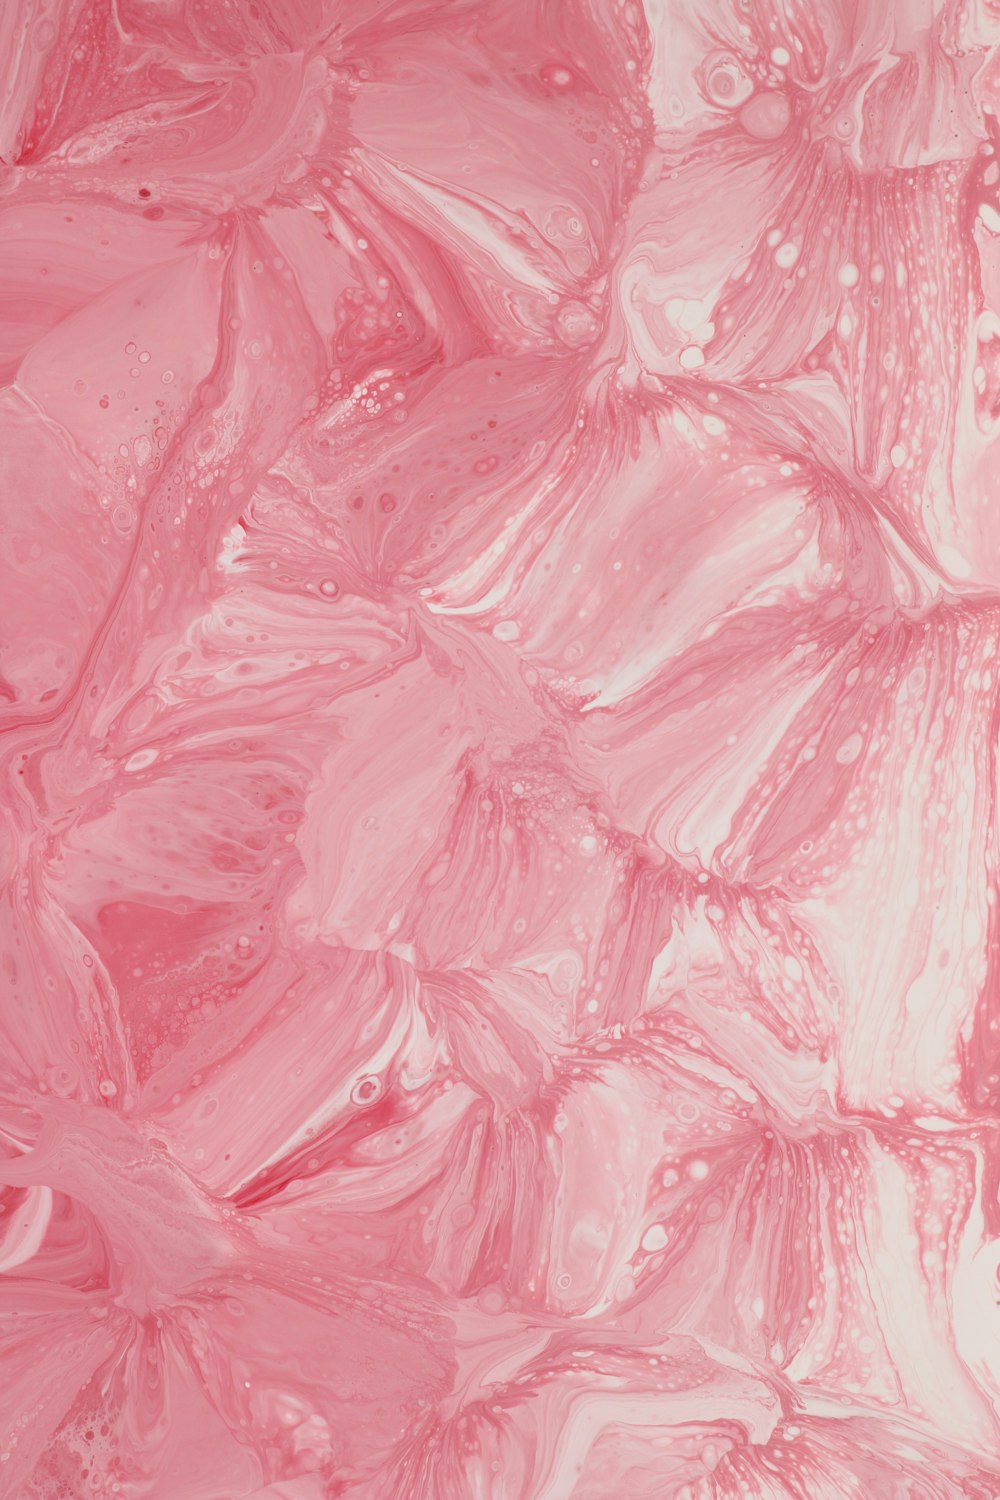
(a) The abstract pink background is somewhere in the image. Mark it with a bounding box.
[2,0,1000,1495]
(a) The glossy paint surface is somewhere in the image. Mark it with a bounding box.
[3,1,1000,1496]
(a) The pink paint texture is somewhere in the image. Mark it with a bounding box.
[3,0,1000,1495]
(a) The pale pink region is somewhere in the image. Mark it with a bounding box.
[0,388,131,718]
[813,166,976,570]
[0,1119,111,1287]
[9,6,338,196]
[274,352,586,590]
[615,1073,1000,1445]
[946,306,1000,582]
[290,653,479,952]
[643,0,883,137]
[41,748,312,1092]
[704,1409,1000,1498]
[113,0,345,59]
[0,1186,110,1290]
[174,1265,452,1492]
[643,889,837,1118]
[6,0,1000,1492]
[134,585,409,736]
[570,492,913,870]
[739,90,791,140]
[17,248,221,476]
[0,1288,127,1498]
[0,1105,236,1299]
[370,1337,778,1500]
[378,742,655,981]
[350,23,645,345]
[260,199,427,382]
[615,137,873,386]
[0,200,197,382]
[51,53,338,217]
[113,0,520,68]
[251,951,815,1346]
[177,223,331,473]
[23,1325,261,1500]
[0,852,135,1102]
[856,21,988,169]
[253,964,723,1310]
[250,968,559,1307]
[144,946,421,1195]
[736,607,999,1115]
[617,115,975,422]
[87,898,279,1085]
[306,958,994,1433]
[0,0,65,163]
[0,1183,53,1275]
[417,391,864,709]
[614,54,997,579]
[578,599,996,1117]
[642,0,762,130]
[612,140,805,380]
[0,1106,451,1496]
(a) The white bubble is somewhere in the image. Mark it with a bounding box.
[641,1223,669,1252]
[350,1075,382,1107]
[123,748,158,773]
[835,732,863,765]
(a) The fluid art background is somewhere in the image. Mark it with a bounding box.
[2,0,1000,1495]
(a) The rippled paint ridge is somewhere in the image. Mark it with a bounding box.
[3,1,1000,1496]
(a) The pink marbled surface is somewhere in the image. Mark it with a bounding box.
[3,1,1000,1496]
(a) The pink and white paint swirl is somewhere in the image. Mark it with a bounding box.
[2,0,1000,1495]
